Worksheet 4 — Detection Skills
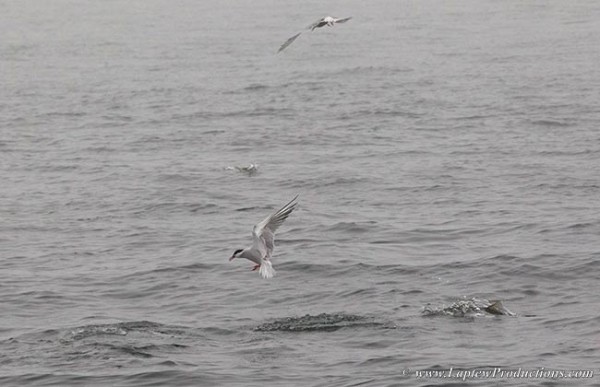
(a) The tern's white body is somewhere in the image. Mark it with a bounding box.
[229,195,298,278]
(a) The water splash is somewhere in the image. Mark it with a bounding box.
[422,298,516,318]
[225,163,259,176]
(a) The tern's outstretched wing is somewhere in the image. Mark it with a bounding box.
[252,195,299,257]
[335,17,352,24]
[277,32,302,53]
[307,17,326,31]
[253,195,298,237]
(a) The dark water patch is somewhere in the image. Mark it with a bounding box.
[280,79,330,90]
[357,354,402,367]
[529,119,575,127]
[83,145,118,153]
[222,83,270,95]
[324,221,378,233]
[201,129,225,135]
[565,221,600,230]
[243,83,269,91]
[385,288,424,296]
[234,205,274,212]
[254,313,386,332]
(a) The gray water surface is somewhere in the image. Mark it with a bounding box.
[1,0,599,386]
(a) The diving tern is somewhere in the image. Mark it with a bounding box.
[229,195,299,279]
[278,16,352,53]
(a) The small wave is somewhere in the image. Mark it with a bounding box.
[566,222,599,230]
[90,342,155,358]
[529,119,574,127]
[223,83,270,94]
[538,220,600,233]
[254,313,386,332]
[234,205,272,212]
[3,320,197,371]
[324,221,378,233]
[243,83,269,91]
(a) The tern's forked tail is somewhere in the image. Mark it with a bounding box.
[259,260,276,279]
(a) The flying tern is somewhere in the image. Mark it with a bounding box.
[229,195,299,279]
[308,16,352,31]
[277,16,352,53]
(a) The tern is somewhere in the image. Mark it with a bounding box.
[229,195,299,279]
[277,16,352,53]
[308,16,352,31]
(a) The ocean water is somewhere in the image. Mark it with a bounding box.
[1,0,599,386]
